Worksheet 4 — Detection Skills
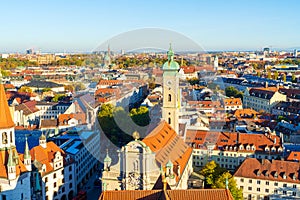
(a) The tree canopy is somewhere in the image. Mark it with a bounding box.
[200,161,243,200]
[98,104,150,147]
[225,86,243,100]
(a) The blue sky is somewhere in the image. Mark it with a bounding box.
[0,0,299,52]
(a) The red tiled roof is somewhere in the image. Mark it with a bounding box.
[286,151,300,162]
[234,158,300,184]
[0,147,28,178]
[185,130,282,153]
[99,189,234,200]
[30,142,65,175]
[0,84,15,128]
[143,121,193,182]
[223,98,242,106]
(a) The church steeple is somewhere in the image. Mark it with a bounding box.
[167,43,174,61]
[162,44,180,134]
[39,133,47,148]
[0,76,14,129]
[24,137,32,171]
[0,71,15,149]
[7,148,16,180]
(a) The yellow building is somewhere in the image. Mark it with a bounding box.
[243,86,286,112]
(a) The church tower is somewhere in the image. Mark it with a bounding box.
[0,73,15,149]
[162,44,180,134]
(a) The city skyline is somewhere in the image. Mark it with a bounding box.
[1,0,300,53]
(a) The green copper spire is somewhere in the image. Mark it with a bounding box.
[24,137,31,160]
[162,43,180,71]
[7,148,15,167]
[167,43,174,61]
[104,149,112,163]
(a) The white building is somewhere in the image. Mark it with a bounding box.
[30,135,76,200]
[0,80,31,200]
[60,130,100,191]
[234,158,300,200]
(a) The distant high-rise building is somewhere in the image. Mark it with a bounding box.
[214,56,219,71]
[26,48,34,54]
[294,49,298,57]
[263,47,270,57]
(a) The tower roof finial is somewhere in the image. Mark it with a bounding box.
[24,136,31,159]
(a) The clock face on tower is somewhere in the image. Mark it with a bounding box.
[167,80,172,86]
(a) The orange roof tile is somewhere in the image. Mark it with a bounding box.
[0,84,14,128]
[0,147,28,178]
[143,121,193,182]
[234,158,300,184]
[286,151,300,162]
[30,142,65,175]
[185,130,282,153]
[99,189,234,200]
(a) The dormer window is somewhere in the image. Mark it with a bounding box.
[283,173,287,179]
[271,147,276,152]
[265,171,269,177]
[257,170,261,176]
[239,145,244,150]
[251,145,256,151]
[274,172,278,178]
[265,146,270,152]
[246,145,250,151]
[293,174,297,180]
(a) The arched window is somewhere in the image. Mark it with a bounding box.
[168,118,171,124]
[2,132,7,144]
[10,131,13,143]
[168,94,172,102]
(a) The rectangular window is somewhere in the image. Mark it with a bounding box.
[265,189,269,193]
[293,185,297,189]
[249,180,252,183]
[248,187,252,191]
[257,180,260,184]
[293,192,297,196]
[283,191,287,195]
[257,188,260,192]
[283,183,287,187]
[274,182,278,186]
[266,181,269,185]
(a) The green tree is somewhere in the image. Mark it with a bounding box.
[257,71,261,77]
[130,106,150,126]
[200,161,243,200]
[187,77,199,85]
[73,83,86,91]
[267,71,271,79]
[98,104,132,147]
[282,73,286,82]
[274,71,279,80]
[292,73,297,83]
[19,86,32,93]
[52,94,66,102]
[214,172,243,200]
[225,86,243,100]
[42,88,52,92]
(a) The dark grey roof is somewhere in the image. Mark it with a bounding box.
[24,80,63,88]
